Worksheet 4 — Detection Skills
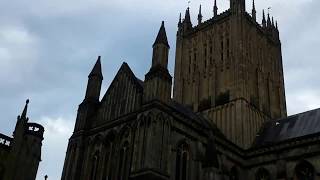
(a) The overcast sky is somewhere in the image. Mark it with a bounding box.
[0,0,319,179]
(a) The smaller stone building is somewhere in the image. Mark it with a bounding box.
[0,100,44,180]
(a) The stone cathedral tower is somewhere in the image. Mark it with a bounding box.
[174,0,286,148]
[62,0,320,180]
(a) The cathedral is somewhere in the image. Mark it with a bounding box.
[0,100,44,180]
[61,0,320,179]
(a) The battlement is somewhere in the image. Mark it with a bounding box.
[25,123,44,139]
[0,133,13,149]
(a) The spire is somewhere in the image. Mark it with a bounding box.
[21,99,29,119]
[89,56,103,79]
[262,9,266,28]
[153,21,169,48]
[183,7,192,32]
[85,56,103,101]
[272,17,275,27]
[267,13,271,27]
[214,0,218,16]
[178,12,182,25]
[252,0,256,21]
[185,7,191,23]
[198,5,203,25]
[144,21,172,103]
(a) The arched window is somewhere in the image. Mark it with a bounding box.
[175,142,190,180]
[102,142,112,180]
[230,166,239,180]
[117,141,129,180]
[255,168,270,180]
[295,160,315,180]
[90,151,100,180]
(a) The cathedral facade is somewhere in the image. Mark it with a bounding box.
[0,100,44,180]
[61,0,320,179]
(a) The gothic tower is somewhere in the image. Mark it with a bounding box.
[3,100,44,180]
[173,0,287,148]
[143,21,172,103]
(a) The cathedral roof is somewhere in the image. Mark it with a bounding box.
[255,108,320,146]
[168,101,225,138]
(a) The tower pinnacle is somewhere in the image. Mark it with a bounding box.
[214,0,218,16]
[267,13,271,27]
[89,56,103,79]
[21,99,29,120]
[262,9,266,28]
[198,5,203,25]
[85,56,103,101]
[252,0,256,21]
[185,7,191,23]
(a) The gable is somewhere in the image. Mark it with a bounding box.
[98,63,143,122]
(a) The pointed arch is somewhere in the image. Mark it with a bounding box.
[102,130,116,180]
[90,150,100,180]
[117,141,130,180]
[295,160,315,180]
[175,141,191,180]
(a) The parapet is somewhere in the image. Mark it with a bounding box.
[0,133,13,150]
[25,123,44,139]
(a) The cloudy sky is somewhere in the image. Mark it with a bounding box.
[0,0,319,179]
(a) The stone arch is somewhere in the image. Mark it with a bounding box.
[175,140,192,180]
[255,168,271,180]
[89,150,100,180]
[105,130,116,144]
[101,130,116,180]
[294,160,315,180]
[118,125,131,143]
[117,140,130,180]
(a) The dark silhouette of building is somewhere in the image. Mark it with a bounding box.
[0,100,44,180]
[61,0,320,179]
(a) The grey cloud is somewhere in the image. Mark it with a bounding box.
[0,0,319,179]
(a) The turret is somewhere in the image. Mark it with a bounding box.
[5,100,44,180]
[213,0,218,16]
[143,21,172,103]
[85,56,103,102]
[198,5,203,25]
[74,56,103,131]
[252,0,256,21]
